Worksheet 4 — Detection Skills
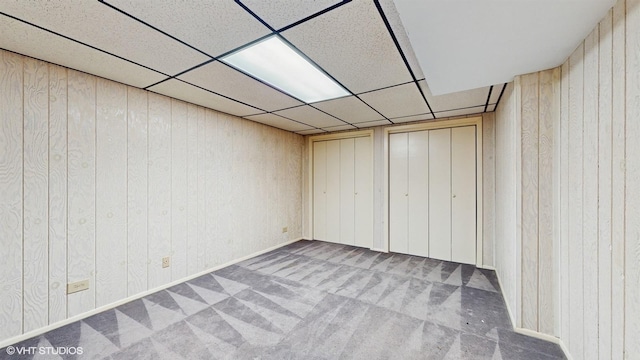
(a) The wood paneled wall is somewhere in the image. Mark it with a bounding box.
[492,0,639,358]
[0,49,304,343]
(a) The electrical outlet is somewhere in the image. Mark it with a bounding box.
[282,226,288,233]
[162,256,171,268]
[67,279,89,294]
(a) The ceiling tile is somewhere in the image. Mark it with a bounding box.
[418,80,490,113]
[296,129,326,135]
[312,96,384,124]
[359,83,430,119]
[274,106,345,128]
[354,119,392,128]
[281,0,412,94]
[148,79,260,117]
[241,0,342,30]
[489,84,506,104]
[0,1,209,76]
[106,0,270,58]
[244,113,313,132]
[179,61,303,112]
[0,16,166,88]
[377,0,424,79]
[323,124,357,132]
[390,113,435,124]
[434,106,485,119]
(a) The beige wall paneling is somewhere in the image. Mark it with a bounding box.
[625,0,640,356]
[48,64,67,323]
[482,112,495,267]
[205,110,219,267]
[95,78,128,307]
[0,51,23,339]
[217,113,234,262]
[583,27,600,360]
[196,106,207,271]
[597,9,613,359]
[186,104,199,274]
[610,0,626,358]
[22,58,49,332]
[67,70,97,316]
[326,139,341,243]
[126,87,148,296]
[313,141,328,241]
[291,134,304,239]
[171,100,188,280]
[407,131,429,257]
[520,72,539,331]
[354,136,373,248]
[147,93,172,288]
[340,138,356,245]
[428,128,452,261]
[559,60,571,346]
[389,132,409,253]
[538,68,560,335]
[373,127,386,251]
[451,126,476,265]
[567,44,585,358]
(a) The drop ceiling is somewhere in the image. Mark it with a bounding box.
[0,0,608,134]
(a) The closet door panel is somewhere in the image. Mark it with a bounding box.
[389,133,409,253]
[354,136,373,248]
[428,128,452,261]
[325,140,341,242]
[340,138,355,245]
[313,141,327,240]
[451,126,476,264]
[408,131,429,257]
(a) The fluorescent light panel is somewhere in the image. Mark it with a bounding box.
[221,36,349,103]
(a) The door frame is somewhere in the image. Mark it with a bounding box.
[384,117,484,266]
[306,130,375,246]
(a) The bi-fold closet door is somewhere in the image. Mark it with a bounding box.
[389,125,476,265]
[313,136,372,247]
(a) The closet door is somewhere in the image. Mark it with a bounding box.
[325,140,341,242]
[451,126,476,264]
[428,128,452,261]
[389,133,409,253]
[354,136,373,248]
[407,131,429,257]
[313,141,327,240]
[340,138,355,245]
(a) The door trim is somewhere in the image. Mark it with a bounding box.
[307,130,374,246]
[383,117,484,266]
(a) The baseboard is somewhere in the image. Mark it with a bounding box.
[370,247,389,253]
[492,267,572,360]
[479,265,496,271]
[0,237,303,349]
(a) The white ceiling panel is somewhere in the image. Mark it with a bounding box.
[0,0,209,76]
[274,106,345,128]
[377,0,424,80]
[148,79,260,117]
[0,16,166,88]
[418,80,489,113]
[434,106,485,119]
[282,0,412,94]
[296,129,326,135]
[179,61,303,112]
[359,83,430,119]
[107,0,270,58]
[244,113,313,132]
[391,113,434,124]
[312,96,384,124]
[354,119,392,127]
[241,0,341,30]
[323,124,357,132]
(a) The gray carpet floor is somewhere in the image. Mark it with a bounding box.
[1,240,565,359]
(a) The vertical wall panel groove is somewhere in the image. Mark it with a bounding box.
[170,99,188,281]
[48,64,67,324]
[22,57,49,332]
[186,104,198,275]
[559,60,570,346]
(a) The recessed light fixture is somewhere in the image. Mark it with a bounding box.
[221,36,349,103]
